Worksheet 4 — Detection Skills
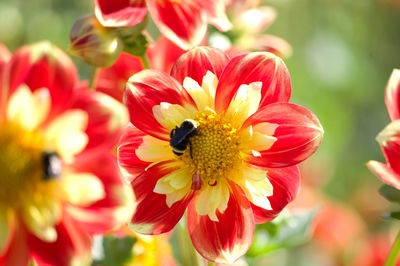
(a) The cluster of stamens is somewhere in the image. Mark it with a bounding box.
[181,112,241,187]
[0,122,45,205]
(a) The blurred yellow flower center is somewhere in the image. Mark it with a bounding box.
[181,111,241,186]
[0,122,45,205]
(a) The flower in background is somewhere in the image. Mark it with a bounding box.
[118,47,323,263]
[210,0,292,58]
[96,36,185,102]
[351,233,400,266]
[94,0,231,50]
[367,69,400,189]
[128,233,176,266]
[0,42,133,266]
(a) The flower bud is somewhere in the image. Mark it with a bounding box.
[70,14,123,67]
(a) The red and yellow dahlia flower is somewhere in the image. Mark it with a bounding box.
[0,42,133,266]
[367,69,400,189]
[118,47,323,263]
[94,0,231,50]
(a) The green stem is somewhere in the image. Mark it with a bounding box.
[207,261,215,266]
[88,67,99,90]
[140,54,150,69]
[385,230,400,266]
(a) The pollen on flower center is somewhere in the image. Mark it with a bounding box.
[0,122,45,205]
[181,111,241,187]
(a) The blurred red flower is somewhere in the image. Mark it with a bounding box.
[0,42,133,266]
[118,47,323,263]
[94,0,231,50]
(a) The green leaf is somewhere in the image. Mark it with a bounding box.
[247,209,318,257]
[379,184,400,203]
[92,235,136,266]
[383,211,400,220]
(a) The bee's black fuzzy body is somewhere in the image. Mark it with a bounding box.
[42,152,62,180]
[170,119,200,157]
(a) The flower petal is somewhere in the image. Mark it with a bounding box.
[251,165,300,223]
[60,172,105,207]
[376,120,400,174]
[367,160,400,190]
[21,194,62,242]
[124,70,195,140]
[118,123,151,182]
[171,46,229,85]
[71,89,129,155]
[152,102,197,132]
[96,52,144,102]
[0,42,10,68]
[194,178,230,221]
[28,212,92,266]
[215,52,291,113]
[147,35,186,74]
[0,221,29,266]
[147,0,207,50]
[254,34,293,58]
[199,0,232,31]
[4,41,77,120]
[229,166,273,210]
[243,103,323,168]
[385,69,400,121]
[225,82,263,128]
[0,207,14,255]
[44,109,88,163]
[187,183,254,264]
[233,7,276,34]
[136,135,174,163]
[130,161,193,234]
[94,0,147,28]
[6,86,50,131]
[67,154,134,234]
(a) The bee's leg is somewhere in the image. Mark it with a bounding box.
[189,139,193,158]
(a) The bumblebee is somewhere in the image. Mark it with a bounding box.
[42,152,62,180]
[170,119,200,157]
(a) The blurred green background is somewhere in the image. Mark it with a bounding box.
[1,0,400,265]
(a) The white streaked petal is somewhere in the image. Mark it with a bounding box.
[240,122,278,153]
[195,180,230,222]
[201,71,218,105]
[21,196,62,242]
[183,77,211,112]
[225,82,263,128]
[44,110,88,162]
[136,136,173,162]
[153,178,177,194]
[165,184,191,208]
[241,165,268,181]
[152,102,196,131]
[60,172,105,206]
[154,168,192,193]
[7,86,50,130]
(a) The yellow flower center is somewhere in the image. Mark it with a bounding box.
[181,111,241,187]
[0,122,46,206]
